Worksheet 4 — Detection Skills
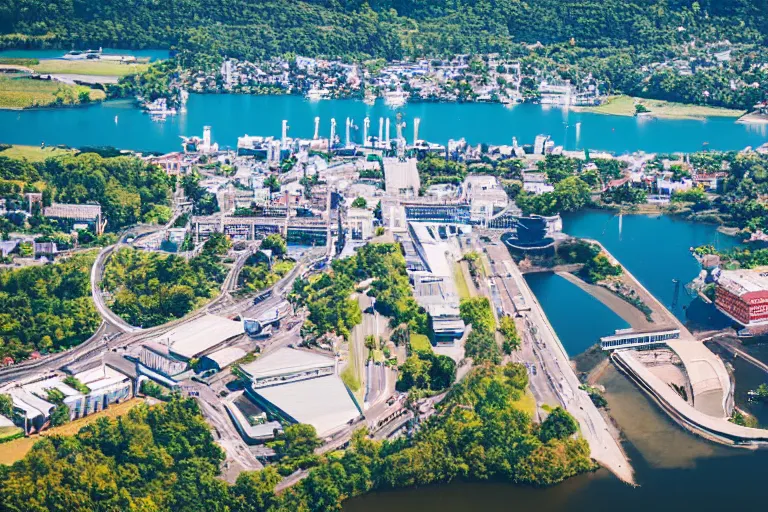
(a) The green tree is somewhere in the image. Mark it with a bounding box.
[499,316,520,354]
[351,197,367,209]
[539,407,578,443]
[261,234,287,257]
[269,423,321,461]
[231,467,281,512]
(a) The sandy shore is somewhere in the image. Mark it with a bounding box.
[557,271,657,330]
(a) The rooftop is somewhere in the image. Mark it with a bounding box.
[717,269,768,298]
[254,375,360,436]
[154,315,245,360]
[240,348,335,381]
[43,203,101,220]
[75,365,130,393]
[204,346,248,369]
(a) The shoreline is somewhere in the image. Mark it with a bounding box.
[556,271,656,330]
[572,95,745,121]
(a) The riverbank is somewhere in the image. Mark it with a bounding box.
[557,271,656,330]
[0,144,75,161]
[574,95,746,120]
[0,76,105,109]
[30,59,149,77]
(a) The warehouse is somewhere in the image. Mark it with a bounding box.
[153,314,245,360]
[240,348,360,436]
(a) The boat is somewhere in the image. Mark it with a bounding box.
[384,90,408,108]
[143,98,177,117]
[363,92,376,105]
[63,48,102,60]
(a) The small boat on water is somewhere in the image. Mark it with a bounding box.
[63,48,102,60]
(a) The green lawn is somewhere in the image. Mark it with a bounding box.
[32,59,149,77]
[511,389,537,417]
[578,95,745,120]
[0,76,105,109]
[453,262,471,300]
[0,144,74,161]
[410,333,433,353]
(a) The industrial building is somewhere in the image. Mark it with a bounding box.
[384,158,420,198]
[4,363,134,434]
[239,348,360,437]
[714,269,768,326]
[136,314,244,386]
[153,314,245,360]
[406,223,466,345]
[43,203,105,234]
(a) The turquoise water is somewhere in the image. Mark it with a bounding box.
[525,212,741,357]
[345,213,762,512]
[0,48,170,61]
[526,272,629,355]
[0,94,766,153]
[561,211,741,323]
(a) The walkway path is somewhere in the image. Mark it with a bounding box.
[484,240,635,484]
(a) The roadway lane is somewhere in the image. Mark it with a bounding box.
[483,236,634,484]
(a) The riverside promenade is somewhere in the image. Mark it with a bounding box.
[583,241,768,445]
[485,241,635,484]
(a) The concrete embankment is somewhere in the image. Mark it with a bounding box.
[584,239,732,418]
[556,271,656,331]
[505,257,635,484]
[613,350,768,446]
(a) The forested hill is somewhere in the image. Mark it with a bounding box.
[1,0,767,60]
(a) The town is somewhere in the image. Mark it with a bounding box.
[2,113,768,498]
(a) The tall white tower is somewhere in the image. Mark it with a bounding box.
[203,126,211,150]
[363,117,370,146]
[378,117,384,144]
[385,118,390,144]
[329,118,336,151]
[345,117,351,147]
[413,118,420,144]
[281,120,289,148]
[313,116,320,140]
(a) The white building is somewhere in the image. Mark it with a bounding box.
[239,348,360,436]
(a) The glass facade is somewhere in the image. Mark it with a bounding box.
[601,330,680,350]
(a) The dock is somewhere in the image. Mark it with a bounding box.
[584,241,768,445]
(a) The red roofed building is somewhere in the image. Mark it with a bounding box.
[715,269,768,326]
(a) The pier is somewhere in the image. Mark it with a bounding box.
[579,241,768,445]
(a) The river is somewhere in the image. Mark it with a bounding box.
[346,212,766,511]
[0,94,767,154]
[0,48,170,62]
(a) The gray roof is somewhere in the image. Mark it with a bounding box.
[240,348,335,381]
[254,375,360,436]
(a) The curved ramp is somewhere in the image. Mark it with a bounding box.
[614,350,768,445]
[667,340,731,418]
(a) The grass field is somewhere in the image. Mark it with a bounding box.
[0,76,105,109]
[511,388,537,417]
[0,144,75,161]
[32,59,149,77]
[410,333,433,353]
[453,262,471,300]
[0,398,144,466]
[576,95,746,120]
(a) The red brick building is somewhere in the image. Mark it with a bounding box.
[715,269,768,326]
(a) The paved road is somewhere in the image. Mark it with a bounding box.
[482,237,634,484]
